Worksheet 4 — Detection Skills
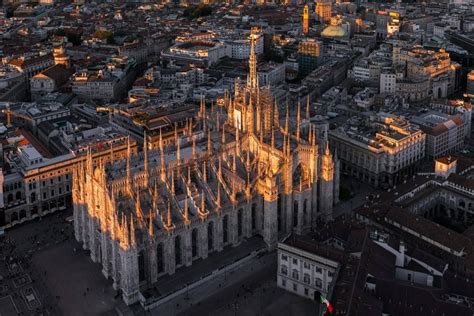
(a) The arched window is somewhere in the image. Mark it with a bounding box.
[223,215,229,244]
[251,204,256,231]
[459,200,466,208]
[175,235,182,266]
[19,210,26,220]
[293,201,299,228]
[303,199,308,226]
[30,192,36,203]
[208,221,214,251]
[7,194,13,203]
[31,206,38,215]
[157,243,164,273]
[16,191,21,200]
[10,212,18,222]
[192,228,198,258]
[237,209,243,237]
[138,250,146,282]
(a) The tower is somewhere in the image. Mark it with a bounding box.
[319,142,334,220]
[247,28,259,91]
[303,4,309,34]
[53,46,70,68]
[315,0,331,24]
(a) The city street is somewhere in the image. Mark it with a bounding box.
[333,175,381,218]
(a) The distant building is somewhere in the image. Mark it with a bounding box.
[315,0,331,24]
[297,39,321,77]
[302,4,309,34]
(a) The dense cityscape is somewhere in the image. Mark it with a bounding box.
[0,0,473,315]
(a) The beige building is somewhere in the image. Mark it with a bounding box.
[330,115,426,188]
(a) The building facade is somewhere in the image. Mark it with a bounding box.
[277,235,342,301]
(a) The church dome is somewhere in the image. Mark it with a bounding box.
[321,17,348,38]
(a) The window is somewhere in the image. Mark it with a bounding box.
[315,278,322,289]
[293,283,297,291]
[328,271,334,278]
[303,262,310,269]
[292,269,299,280]
[281,254,288,261]
[316,266,322,273]
[304,288,309,296]
[281,279,286,287]
[303,273,310,284]
[292,258,298,265]
[281,265,288,276]
[50,179,53,185]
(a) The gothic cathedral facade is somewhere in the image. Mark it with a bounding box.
[72,29,340,305]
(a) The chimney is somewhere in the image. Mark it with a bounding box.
[396,241,406,267]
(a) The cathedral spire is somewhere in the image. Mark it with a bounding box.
[274,98,279,128]
[160,130,166,182]
[165,201,174,231]
[201,190,206,214]
[247,28,259,90]
[216,182,221,210]
[297,101,301,142]
[207,128,212,155]
[222,123,226,144]
[187,165,191,184]
[153,179,158,213]
[143,131,149,187]
[184,198,190,225]
[171,172,175,194]
[148,211,154,238]
[285,104,289,135]
[176,136,181,164]
[130,215,136,248]
[126,137,132,195]
[203,161,207,182]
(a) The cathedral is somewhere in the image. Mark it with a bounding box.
[72,29,340,305]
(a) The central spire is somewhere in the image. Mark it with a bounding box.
[247,27,259,91]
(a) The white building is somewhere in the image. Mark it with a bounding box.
[277,235,342,301]
[380,72,397,94]
[412,112,465,159]
[224,34,264,60]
